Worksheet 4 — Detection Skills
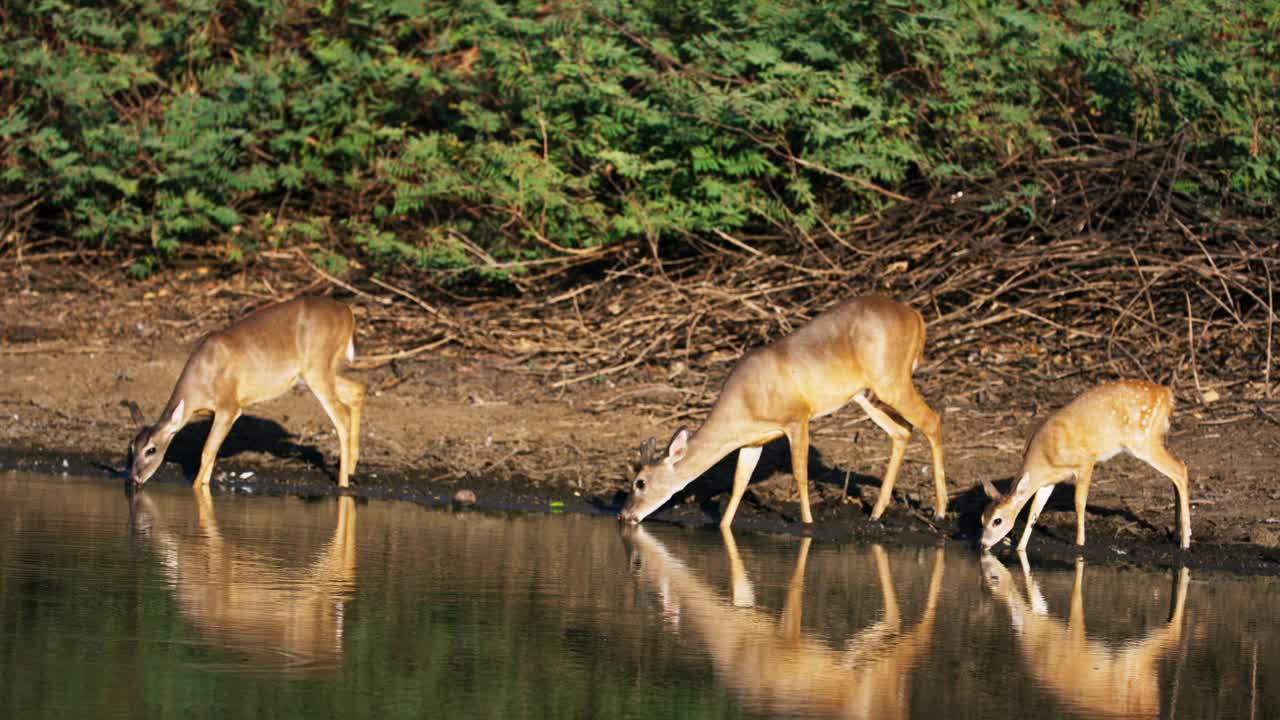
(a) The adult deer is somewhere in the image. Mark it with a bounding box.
[622,526,944,719]
[981,554,1190,719]
[619,295,946,527]
[979,380,1191,551]
[126,296,365,488]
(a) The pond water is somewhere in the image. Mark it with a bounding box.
[0,471,1275,719]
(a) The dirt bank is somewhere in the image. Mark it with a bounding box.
[2,260,1279,575]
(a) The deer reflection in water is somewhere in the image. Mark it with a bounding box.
[981,553,1190,719]
[131,487,357,673]
[623,526,944,719]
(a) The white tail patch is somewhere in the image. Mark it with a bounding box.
[346,338,355,362]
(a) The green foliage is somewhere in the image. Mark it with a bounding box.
[311,249,350,276]
[2,0,1276,275]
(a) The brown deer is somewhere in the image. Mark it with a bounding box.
[620,296,946,527]
[981,553,1190,719]
[126,296,364,488]
[980,380,1191,551]
[622,525,945,719]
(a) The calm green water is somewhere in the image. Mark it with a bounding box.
[0,471,1275,719]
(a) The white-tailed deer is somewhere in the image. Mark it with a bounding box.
[126,296,365,488]
[132,487,358,673]
[979,380,1191,551]
[619,295,946,527]
[981,554,1190,719]
[622,526,944,719]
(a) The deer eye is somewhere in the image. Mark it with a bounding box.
[635,479,646,491]
[992,517,1003,527]
[145,446,157,457]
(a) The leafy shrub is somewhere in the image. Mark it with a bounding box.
[1,1,1275,276]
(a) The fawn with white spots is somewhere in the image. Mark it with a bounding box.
[980,380,1191,551]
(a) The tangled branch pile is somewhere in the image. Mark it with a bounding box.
[393,133,1275,410]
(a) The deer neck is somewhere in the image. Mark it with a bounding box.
[673,416,770,484]
[151,359,209,446]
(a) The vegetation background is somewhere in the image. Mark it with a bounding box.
[2,0,1277,396]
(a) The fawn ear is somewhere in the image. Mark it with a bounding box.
[127,401,147,429]
[1012,472,1032,496]
[666,427,690,464]
[981,476,1003,501]
[638,436,658,466]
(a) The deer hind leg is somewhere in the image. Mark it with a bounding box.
[336,374,365,471]
[784,420,814,524]
[306,372,354,487]
[195,408,241,487]
[852,392,913,521]
[721,445,763,530]
[873,382,947,519]
[1133,443,1192,549]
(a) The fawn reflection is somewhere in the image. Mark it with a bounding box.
[981,554,1190,719]
[623,527,944,719]
[132,487,357,673]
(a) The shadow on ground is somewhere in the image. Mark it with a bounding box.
[168,415,330,482]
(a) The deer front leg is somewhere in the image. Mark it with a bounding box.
[721,445,763,529]
[1017,484,1055,552]
[1072,463,1095,546]
[194,409,241,487]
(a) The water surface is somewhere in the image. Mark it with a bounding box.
[0,472,1275,719]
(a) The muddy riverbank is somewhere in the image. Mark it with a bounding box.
[2,263,1279,575]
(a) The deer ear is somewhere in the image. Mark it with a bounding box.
[166,400,185,428]
[1012,472,1032,496]
[638,437,657,466]
[981,477,1003,501]
[666,427,690,464]
[127,401,147,429]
